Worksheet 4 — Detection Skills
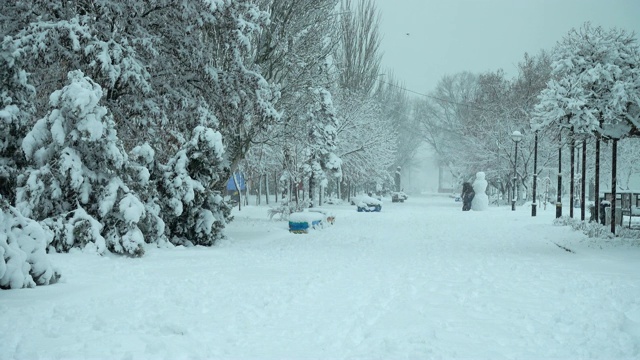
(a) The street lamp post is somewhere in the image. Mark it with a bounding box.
[511,131,523,211]
[531,131,538,217]
[556,133,563,218]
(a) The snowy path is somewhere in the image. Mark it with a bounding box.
[2,195,639,359]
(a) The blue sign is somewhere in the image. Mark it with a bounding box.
[226,173,246,191]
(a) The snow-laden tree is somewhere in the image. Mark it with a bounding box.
[417,50,554,201]
[510,52,556,185]
[334,89,396,196]
[207,1,281,177]
[160,126,231,246]
[337,0,383,95]
[302,88,342,205]
[466,68,550,198]
[262,85,344,206]
[533,23,640,139]
[1,196,61,290]
[2,0,285,243]
[532,23,640,228]
[0,6,152,123]
[251,0,340,139]
[416,72,480,183]
[374,73,421,172]
[254,0,339,93]
[243,0,341,205]
[1,1,280,175]
[16,71,147,256]
[596,138,640,190]
[617,139,640,189]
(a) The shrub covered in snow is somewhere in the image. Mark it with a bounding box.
[125,144,168,248]
[16,70,147,256]
[267,198,312,221]
[0,197,61,289]
[41,206,106,255]
[553,216,640,242]
[160,126,232,246]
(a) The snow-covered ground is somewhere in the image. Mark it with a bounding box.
[2,194,639,359]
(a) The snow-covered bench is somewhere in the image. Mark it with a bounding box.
[391,191,408,203]
[307,208,335,225]
[355,196,382,212]
[623,206,640,228]
[288,210,330,234]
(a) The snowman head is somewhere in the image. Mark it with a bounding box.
[475,172,486,180]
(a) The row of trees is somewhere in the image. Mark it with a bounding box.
[416,53,557,199]
[533,23,640,232]
[1,0,422,288]
[416,23,640,224]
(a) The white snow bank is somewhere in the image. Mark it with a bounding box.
[0,201,61,289]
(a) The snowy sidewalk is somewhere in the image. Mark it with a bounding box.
[1,195,639,359]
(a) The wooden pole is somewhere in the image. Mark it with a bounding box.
[570,135,575,218]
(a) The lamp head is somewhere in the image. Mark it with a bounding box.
[511,130,523,143]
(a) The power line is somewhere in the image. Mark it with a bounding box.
[377,78,489,111]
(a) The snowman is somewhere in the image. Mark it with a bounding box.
[471,171,488,211]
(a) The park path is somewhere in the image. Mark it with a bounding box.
[222,195,640,359]
[1,195,639,359]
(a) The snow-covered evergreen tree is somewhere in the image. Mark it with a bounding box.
[17,70,146,256]
[126,143,168,247]
[2,0,284,248]
[1,1,277,171]
[0,38,35,202]
[303,88,342,204]
[160,126,231,246]
[0,196,61,290]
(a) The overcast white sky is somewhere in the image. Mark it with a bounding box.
[375,0,640,95]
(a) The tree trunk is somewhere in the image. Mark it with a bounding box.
[611,139,618,234]
[581,140,586,221]
[232,173,242,211]
[293,177,297,205]
[274,172,278,203]
[595,139,600,222]
[309,174,314,207]
[265,174,269,205]
[532,131,538,216]
[257,175,262,205]
[244,180,249,206]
